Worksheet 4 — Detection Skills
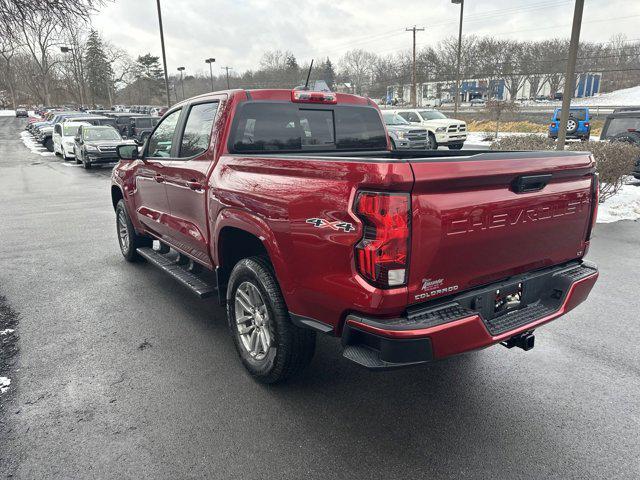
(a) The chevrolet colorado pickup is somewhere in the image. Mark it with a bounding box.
[111,88,599,383]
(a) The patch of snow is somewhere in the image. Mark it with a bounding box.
[0,109,16,116]
[0,329,14,335]
[0,377,10,393]
[20,131,55,156]
[574,85,640,107]
[597,183,640,223]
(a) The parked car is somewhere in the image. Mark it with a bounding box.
[470,98,486,106]
[390,108,467,149]
[381,112,429,149]
[15,108,28,117]
[52,121,91,160]
[599,107,640,179]
[111,88,599,383]
[103,112,146,137]
[127,116,159,143]
[70,115,119,130]
[548,107,591,141]
[74,125,134,169]
[33,112,86,150]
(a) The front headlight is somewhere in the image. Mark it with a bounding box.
[85,145,98,152]
[436,127,447,133]
[396,131,407,139]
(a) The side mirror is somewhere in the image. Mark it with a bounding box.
[117,144,139,161]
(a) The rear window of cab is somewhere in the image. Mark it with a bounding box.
[230,102,387,153]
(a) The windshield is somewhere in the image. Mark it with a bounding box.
[63,124,84,136]
[418,110,447,120]
[603,117,640,137]
[382,113,410,126]
[231,103,387,152]
[84,128,121,141]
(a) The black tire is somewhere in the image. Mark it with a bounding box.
[390,138,396,150]
[427,132,437,150]
[115,199,151,262]
[44,137,54,152]
[83,159,92,169]
[612,131,640,145]
[226,257,316,384]
[448,143,464,150]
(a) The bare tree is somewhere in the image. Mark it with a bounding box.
[0,35,19,108]
[339,49,378,95]
[0,0,106,35]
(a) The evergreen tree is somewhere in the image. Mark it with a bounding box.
[84,30,113,105]
[319,57,336,90]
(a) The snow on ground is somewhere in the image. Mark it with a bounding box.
[0,329,14,335]
[0,376,10,393]
[20,131,55,157]
[574,85,640,107]
[597,182,640,223]
[0,109,16,116]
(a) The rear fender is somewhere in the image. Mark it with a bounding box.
[212,208,292,296]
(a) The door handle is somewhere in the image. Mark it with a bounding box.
[154,174,165,183]
[186,180,204,191]
[511,174,552,193]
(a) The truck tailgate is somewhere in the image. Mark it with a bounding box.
[408,151,596,305]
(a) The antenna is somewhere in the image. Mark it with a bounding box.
[304,59,314,90]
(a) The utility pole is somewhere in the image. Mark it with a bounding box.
[221,66,233,89]
[156,0,171,107]
[452,0,464,116]
[205,57,216,91]
[177,66,185,100]
[406,26,425,107]
[557,0,585,150]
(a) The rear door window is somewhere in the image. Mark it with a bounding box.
[603,117,640,137]
[231,103,386,152]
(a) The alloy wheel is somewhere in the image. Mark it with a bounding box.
[234,281,274,360]
[117,210,130,253]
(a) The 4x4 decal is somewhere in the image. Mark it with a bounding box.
[306,218,355,232]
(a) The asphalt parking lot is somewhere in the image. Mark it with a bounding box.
[0,116,639,479]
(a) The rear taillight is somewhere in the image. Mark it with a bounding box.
[291,90,337,104]
[551,123,557,128]
[584,122,590,128]
[586,173,599,241]
[354,191,410,288]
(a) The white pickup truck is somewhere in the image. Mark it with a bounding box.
[389,108,467,150]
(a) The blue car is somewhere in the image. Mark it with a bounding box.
[548,107,591,141]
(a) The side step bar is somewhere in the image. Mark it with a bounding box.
[136,247,217,299]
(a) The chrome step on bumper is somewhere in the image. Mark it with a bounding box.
[136,247,217,299]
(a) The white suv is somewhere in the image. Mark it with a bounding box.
[53,121,91,160]
[389,109,467,150]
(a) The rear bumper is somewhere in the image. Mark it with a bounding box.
[342,261,598,369]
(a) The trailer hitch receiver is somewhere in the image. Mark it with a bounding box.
[501,332,535,351]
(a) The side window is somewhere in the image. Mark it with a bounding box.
[147,109,181,158]
[179,102,218,158]
[399,111,420,123]
[54,124,61,135]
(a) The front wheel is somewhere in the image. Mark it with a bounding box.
[115,199,151,262]
[448,143,464,150]
[427,133,437,150]
[227,257,316,384]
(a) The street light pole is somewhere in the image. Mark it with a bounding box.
[452,0,464,116]
[156,0,171,107]
[205,58,216,91]
[61,46,84,107]
[556,0,585,150]
[221,66,233,89]
[177,67,185,100]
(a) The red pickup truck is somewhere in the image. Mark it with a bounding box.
[111,89,599,383]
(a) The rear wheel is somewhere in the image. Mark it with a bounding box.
[115,200,151,262]
[227,257,316,384]
[566,116,578,135]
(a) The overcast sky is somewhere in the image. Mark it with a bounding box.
[93,0,640,76]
